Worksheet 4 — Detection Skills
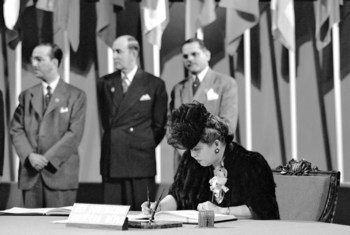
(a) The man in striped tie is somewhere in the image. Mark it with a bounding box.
[97,35,168,210]
[10,43,87,208]
[170,38,238,171]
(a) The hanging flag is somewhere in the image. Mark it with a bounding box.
[53,0,80,51]
[34,0,54,45]
[220,0,259,55]
[96,0,125,47]
[35,0,54,11]
[271,0,295,51]
[3,0,20,30]
[185,0,216,39]
[5,0,33,49]
[140,0,169,48]
[314,0,342,50]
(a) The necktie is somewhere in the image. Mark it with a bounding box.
[44,86,52,111]
[192,75,200,95]
[122,74,129,93]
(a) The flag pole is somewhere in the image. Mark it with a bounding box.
[13,42,22,181]
[185,0,191,39]
[63,30,70,83]
[152,44,162,184]
[289,49,297,160]
[107,47,114,74]
[332,22,344,183]
[244,29,252,150]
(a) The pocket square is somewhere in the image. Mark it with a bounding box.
[206,88,219,101]
[140,94,151,101]
[60,107,69,113]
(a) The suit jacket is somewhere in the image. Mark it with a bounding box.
[0,90,4,176]
[10,79,86,190]
[97,69,168,179]
[170,69,238,133]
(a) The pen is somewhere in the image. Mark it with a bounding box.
[147,186,150,208]
[149,189,165,223]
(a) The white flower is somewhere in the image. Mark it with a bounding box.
[209,167,229,204]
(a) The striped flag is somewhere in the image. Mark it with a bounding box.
[96,0,125,47]
[186,0,216,39]
[220,0,259,55]
[271,0,295,51]
[140,0,169,48]
[314,0,342,50]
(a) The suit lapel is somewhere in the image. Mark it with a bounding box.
[181,77,194,104]
[43,79,68,117]
[30,85,44,119]
[114,69,147,122]
[193,69,214,102]
[110,71,124,108]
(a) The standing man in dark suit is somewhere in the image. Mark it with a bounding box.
[0,90,4,182]
[10,43,87,208]
[97,35,168,210]
[170,38,238,169]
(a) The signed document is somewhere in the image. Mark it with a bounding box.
[128,210,237,224]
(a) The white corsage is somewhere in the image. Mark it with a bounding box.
[209,166,229,204]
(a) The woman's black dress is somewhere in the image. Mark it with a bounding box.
[168,142,280,219]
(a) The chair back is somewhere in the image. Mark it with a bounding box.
[273,159,340,222]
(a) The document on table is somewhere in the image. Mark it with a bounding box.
[0,206,72,216]
[128,210,237,224]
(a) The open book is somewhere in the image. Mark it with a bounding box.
[0,206,72,216]
[129,210,237,224]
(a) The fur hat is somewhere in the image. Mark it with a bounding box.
[167,101,210,150]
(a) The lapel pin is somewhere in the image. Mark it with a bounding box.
[111,87,115,93]
[55,98,60,103]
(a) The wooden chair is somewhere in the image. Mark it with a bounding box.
[272,159,340,222]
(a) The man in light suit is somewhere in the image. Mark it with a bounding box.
[170,38,238,168]
[97,35,167,210]
[10,43,86,208]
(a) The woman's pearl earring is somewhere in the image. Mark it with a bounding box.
[215,148,219,154]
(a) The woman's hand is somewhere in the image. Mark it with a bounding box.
[197,201,229,215]
[141,201,161,215]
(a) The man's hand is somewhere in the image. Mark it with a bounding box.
[28,153,48,171]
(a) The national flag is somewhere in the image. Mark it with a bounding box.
[140,0,169,48]
[185,0,216,39]
[35,0,54,11]
[219,0,259,55]
[96,0,125,47]
[5,0,32,49]
[3,0,20,30]
[54,0,80,51]
[314,0,342,50]
[271,0,295,51]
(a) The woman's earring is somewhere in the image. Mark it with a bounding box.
[215,148,219,154]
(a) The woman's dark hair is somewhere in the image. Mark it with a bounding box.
[167,101,233,150]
